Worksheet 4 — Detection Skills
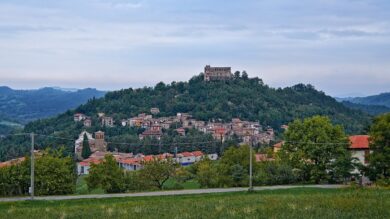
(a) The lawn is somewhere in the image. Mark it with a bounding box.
[0,188,389,219]
[75,176,201,194]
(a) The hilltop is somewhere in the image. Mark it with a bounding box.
[0,73,372,161]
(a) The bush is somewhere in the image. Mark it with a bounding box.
[254,161,297,186]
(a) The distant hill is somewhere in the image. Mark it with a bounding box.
[0,73,372,161]
[0,86,106,125]
[337,93,390,108]
[341,101,390,116]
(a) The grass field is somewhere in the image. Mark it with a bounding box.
[75,176,201,194]
[0,188,389,219]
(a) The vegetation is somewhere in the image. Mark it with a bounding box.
[281,116,353,184]
[0,149,76,197]
[0,73,371,161]
[342,92,390,108]
[138,158,178,190]
[367,113,390,185]
[341,101,390,115]
[81,133,91,159]
[0,188,388,219]
[86,154,126,193]
[0,86,105,124]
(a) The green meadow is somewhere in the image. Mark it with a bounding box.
[0,188,389,219]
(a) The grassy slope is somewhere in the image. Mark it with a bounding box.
[0,188,389,219]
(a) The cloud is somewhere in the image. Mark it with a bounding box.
[0,0,389,96]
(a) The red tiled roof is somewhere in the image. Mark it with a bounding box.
[349,135,369,149]
[273,141,284,148]
[79,158,102,166]
[120,158,141,165]
[179,152,194,157]
[255,154,275,162]
[192,151,204,157]
[143,155,155,162]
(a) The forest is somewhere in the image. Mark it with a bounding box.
[0,73,372,161]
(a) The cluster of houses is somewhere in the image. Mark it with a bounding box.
[77,150,219,175]
[74,110,276,145]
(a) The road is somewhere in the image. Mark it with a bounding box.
[0,184,345,202]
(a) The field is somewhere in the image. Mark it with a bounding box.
[0,188,389,219]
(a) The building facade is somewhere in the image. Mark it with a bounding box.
[204,65,232,81]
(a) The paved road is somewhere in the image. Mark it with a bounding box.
[0,184,345,202]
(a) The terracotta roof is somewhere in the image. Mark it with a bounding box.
[143,155,155,162]
[255,154,274,162]
[79,158,102,166]
[273,141,284,148]
[120,158,141,165]
[192,151,204,157]
[178,152,194,157]
[349,135,370,149]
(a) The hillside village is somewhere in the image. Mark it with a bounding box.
[74,110,276,146]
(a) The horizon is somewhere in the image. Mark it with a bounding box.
[1,0,390,97]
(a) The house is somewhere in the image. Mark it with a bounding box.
[140,125,162,140]
[207,153,219,161]
[273,141,284,153]
[77,150,218,175]
[83,118,92,127]
[176,152,196,166]
[74,113,86,122]
[204,65,232,81]
[118,158,142,171]
[121,119,128,127]
[150,108,160,115]
[255,154,275,162]
[0,157,26,168]
[129,117,143,127]
[349,135,371,166]
[101,116,114,127]
[175,127,186,136]
[212,127,227,142]
[77,157,102,175]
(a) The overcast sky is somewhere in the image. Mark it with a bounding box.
[0,0,389,97]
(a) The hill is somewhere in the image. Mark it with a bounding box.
[0,86,106,125]
[338,93,390,108]
[0,74,372,161]
[341,101,390,116]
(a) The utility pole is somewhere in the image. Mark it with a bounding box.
[30,132,35,200]
[249,136,253,191]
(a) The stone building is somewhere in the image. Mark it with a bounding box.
[204,65,232,81]
[75,131,107,160]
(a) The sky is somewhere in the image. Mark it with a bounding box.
[0,0,389,97]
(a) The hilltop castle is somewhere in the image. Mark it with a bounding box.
[204,65,232,81]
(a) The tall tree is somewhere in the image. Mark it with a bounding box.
[282,116,352,183]
[81,133,92,159]
[367,113,390,182]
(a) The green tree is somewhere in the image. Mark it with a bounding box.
[81,133,92,159]
[35,149,76,195]
[86,154,125,193]
[138,158,177,190]
[194,158,219,188]
[282,116,352,183]
[0,148,76,196]
[216,145,254,187]
[367,113,390,183]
